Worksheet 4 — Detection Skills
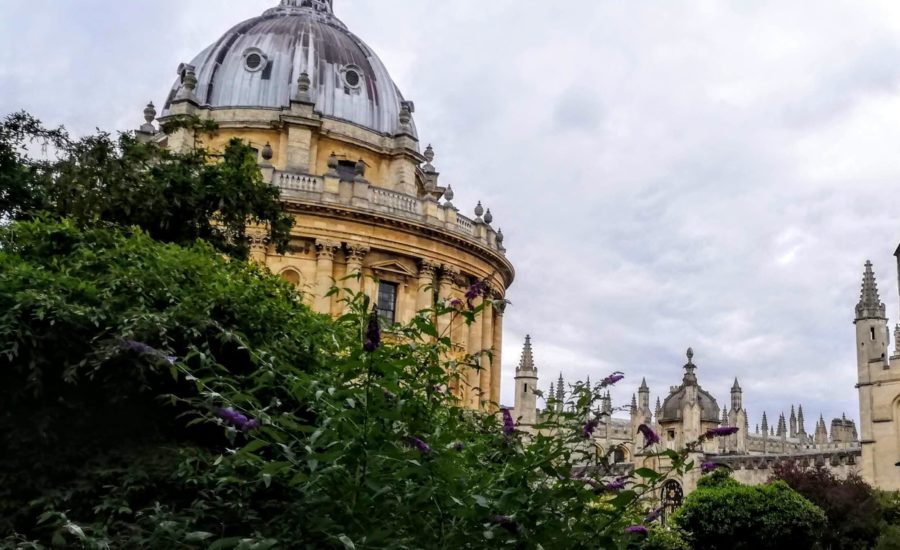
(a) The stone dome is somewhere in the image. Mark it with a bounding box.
[658,349,721,423]
[162,0,415,138]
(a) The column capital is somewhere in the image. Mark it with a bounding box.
[418,259,438,277]
[315,239,341,260]
[440,264,459,283]
[493,299,507,316]
[346,243,371,263]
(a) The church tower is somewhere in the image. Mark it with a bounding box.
[513,336,538,427]
[854,261,900,490]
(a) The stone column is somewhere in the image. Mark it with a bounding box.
[314,239,340,315]
[467,294,484,409]
[344,244,370,309]
[439,266,458,394]
[247,230,269,265]
[490,298,505,411]
[417,260,437,313]
[480,295,494,408]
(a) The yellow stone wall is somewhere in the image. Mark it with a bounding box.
[159,98,513,412]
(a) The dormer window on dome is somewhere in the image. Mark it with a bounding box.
[341,65,363,93]
[243,48,268,73]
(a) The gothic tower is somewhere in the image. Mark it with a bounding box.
[854,261,900,490]
[513,336,538,427]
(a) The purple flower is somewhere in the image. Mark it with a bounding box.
[216,407,258,432]
[644,507,663,524]
[123,340,156,354]
[464,281,485,307]
[409,437,432,454]
[605,479,627,492]
[625,525,648,536]
[600,372,625,387]
[449,298,464,309]
[637,424,660,448]
[701,461,719,474]
[364,310,381,352]
[582,418,600,438]
[501,408,516,436]
[706,426,740,438]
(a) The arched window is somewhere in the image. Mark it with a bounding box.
[281,269,301,287]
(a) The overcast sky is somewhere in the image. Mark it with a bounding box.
[3,0,900,431]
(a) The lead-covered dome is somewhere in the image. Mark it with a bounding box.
[658,349,721,423]
[163,0,414,137]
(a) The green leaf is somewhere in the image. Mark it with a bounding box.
[338,534,356,549]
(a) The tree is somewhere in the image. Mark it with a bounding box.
[1,220,701,549]
[0,111,294,259]
[772,462,883,549]
[673,473,826,550]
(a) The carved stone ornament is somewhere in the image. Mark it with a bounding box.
[418,259,438,278]
[315,239,341,260]
[346,243,371,264]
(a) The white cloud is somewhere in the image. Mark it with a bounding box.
[3,0,899,428]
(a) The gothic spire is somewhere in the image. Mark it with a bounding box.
[761,412,769,432]
[555,374,565,402]
[639,377,649,392]
[731,378,741,392]
[856,261,887,320]
[517,335,536,372]
[798,405,806,434]
[630,394,638,414]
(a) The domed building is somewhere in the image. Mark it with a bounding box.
[138,0,514,411]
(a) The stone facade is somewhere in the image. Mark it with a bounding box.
[855,258,900,491]
[513,339,861,494]
[137,0,514,411]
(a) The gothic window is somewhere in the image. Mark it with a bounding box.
[871,327,876,341]
[614,448,626,463]
[661,480,684,525]
[377,281,398,324]
[524,383,528,393]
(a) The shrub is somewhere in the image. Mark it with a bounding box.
[772,462,882,549]
[674,476,826,550]
[0,220,699,549]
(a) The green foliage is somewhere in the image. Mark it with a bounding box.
[638,527,691,550]
[0,220,698,549]
[772,462,883,549]
[696,467,739,489]
[673,479,826,550]
[875,525,900,550]
[0,111,294,259]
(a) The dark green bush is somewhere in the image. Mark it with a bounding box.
[673,477,826,550]
[0,220,693,549]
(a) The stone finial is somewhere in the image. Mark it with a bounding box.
[682,347,697,385]
[549,382,555,400]
[143,102,156,124]
[176,64,198,101]
[295,71,313,103]
[443,184,455,203]
[856,261,887,320]
[496,229,506,252]
[484,208,493,225]
[556,373,565,402]
[398,101,414,132]
[424,144,435,165]
[326,152,339,177]
[139,102,157,134]
[517,335,536,372]
[354,159,368,183]
[755,424,760,434]
[474,201,485,220]
[261,142,274,162]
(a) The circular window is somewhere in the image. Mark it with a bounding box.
[342,66,362,88]
[243,49,267,72]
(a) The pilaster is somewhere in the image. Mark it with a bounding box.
[314,239,340,314]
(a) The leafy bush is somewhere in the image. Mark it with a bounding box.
[1,220,700,549]
[772,462,882,549]
[875,524,900,550]
[0,111,294,259]
[673,475,826,550]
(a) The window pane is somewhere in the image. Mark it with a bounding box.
[377,282,398,324]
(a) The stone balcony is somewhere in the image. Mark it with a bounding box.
[267,168,507,255]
